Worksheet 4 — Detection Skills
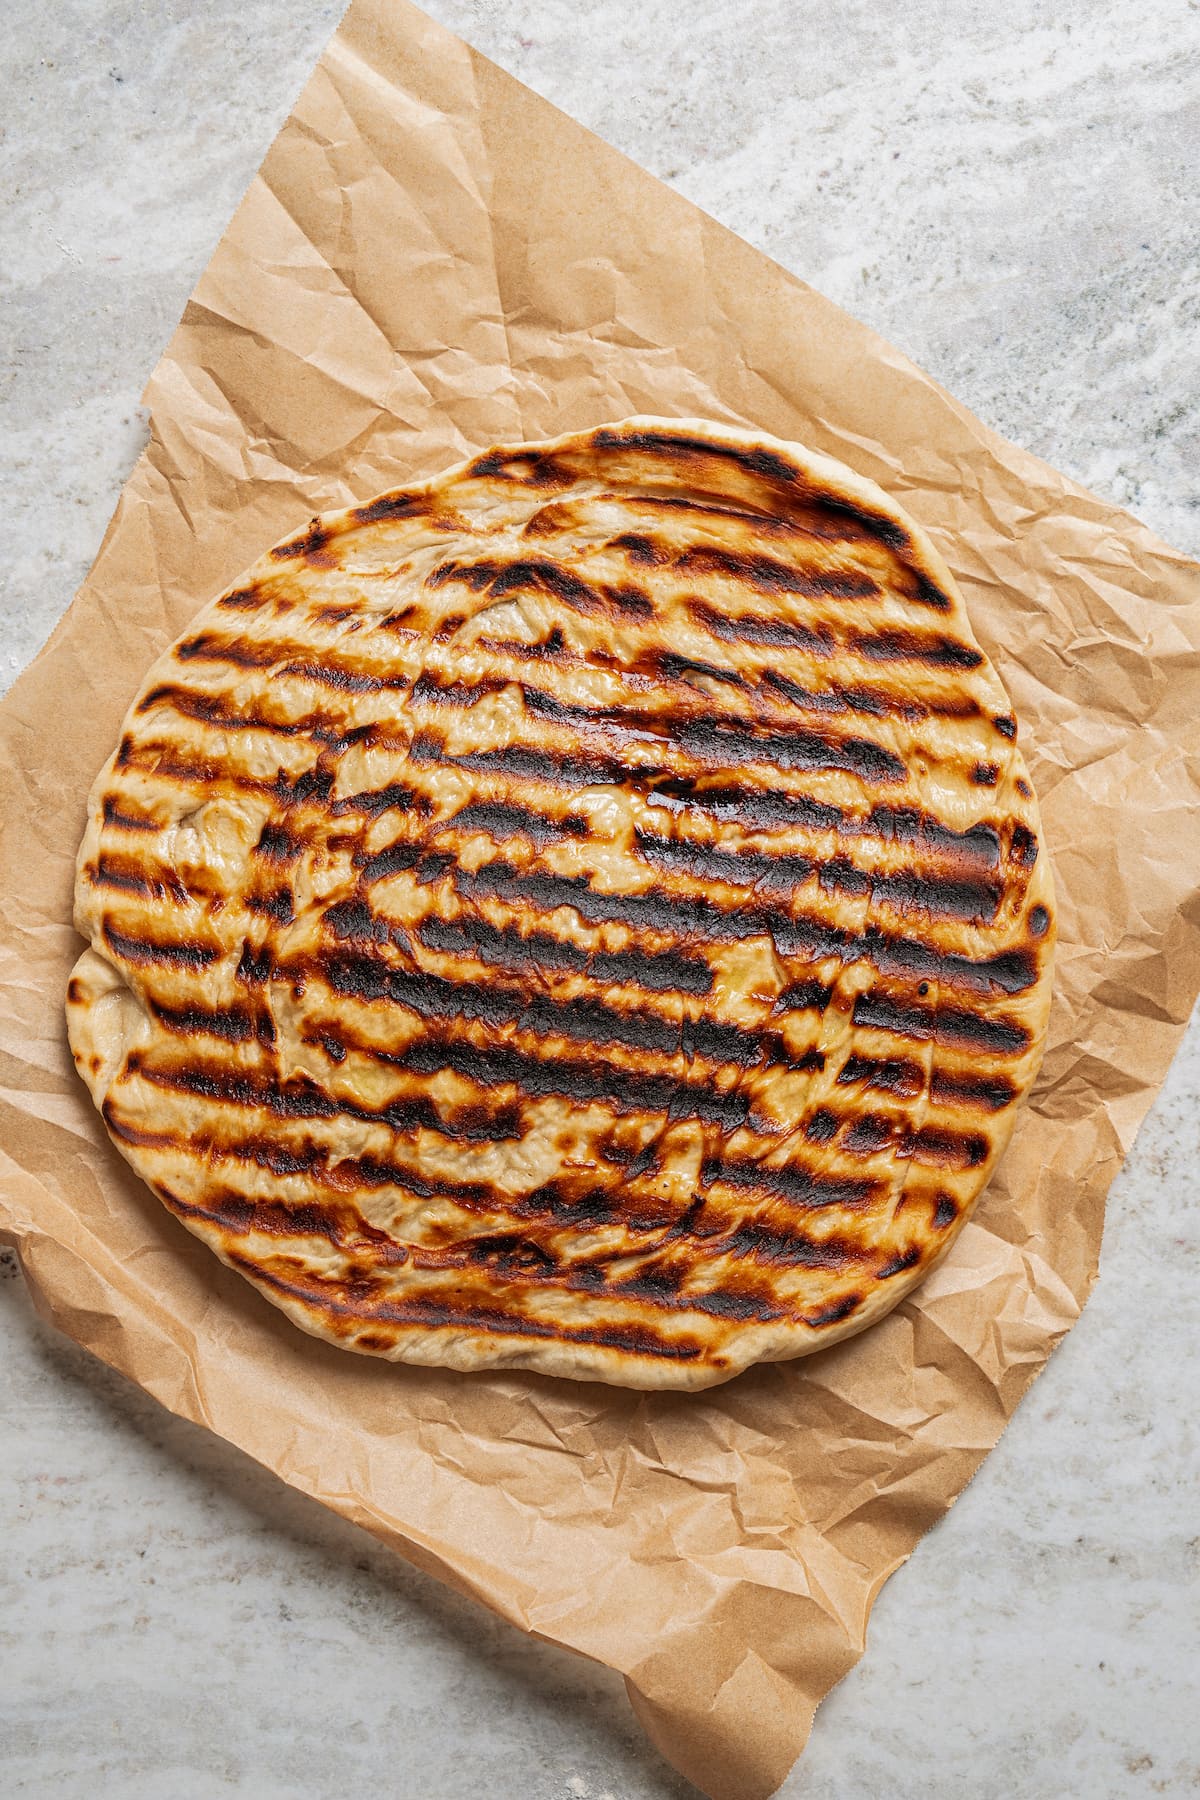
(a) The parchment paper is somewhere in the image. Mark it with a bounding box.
[3,3,1200,1794]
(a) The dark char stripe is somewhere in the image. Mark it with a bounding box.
[396,1034,758,1130]
[101,797,160,832]
[318,948,767,1067]
[688,599,976,669]
[517,684,907,784]
[228,1257,707,1361]
[414,670,907,787]
[671,543,879,600]
[418,914,714,996]
[89,856,193,904]
[130,1059,518,1144]
[703,1157,878,1211]
[850,627,983,670]
[426,556,652,621]
[102,923,218,970]
[437,798,588,847]
[157,1164,788,1325]
[174,632,409,694]
[931,1069,1017,1111]
[150,1000,274,1046]
[851,990,1030,1056]
[453,860,1038,996]
[633,829,1000,923]
[408,742,1003,877]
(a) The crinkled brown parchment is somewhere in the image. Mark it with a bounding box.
[2,3,1199,1795]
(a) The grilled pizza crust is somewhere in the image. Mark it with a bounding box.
[67,417,1055,1390]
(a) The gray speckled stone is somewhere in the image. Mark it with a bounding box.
[2,3,1198,1795]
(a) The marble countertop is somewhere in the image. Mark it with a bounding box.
[3,2,1198,1795]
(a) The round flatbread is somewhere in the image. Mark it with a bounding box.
[67,417,1055,1389]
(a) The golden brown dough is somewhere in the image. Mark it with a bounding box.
[67,417,1055,1389]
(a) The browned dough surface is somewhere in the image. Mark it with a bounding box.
[67,417,1055,1389]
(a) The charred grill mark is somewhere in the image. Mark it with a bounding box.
[517,682,907,784]
[276,765,336,809]
[837,1054,926,1098]
[217,584,265,611]
[848,627,984,670]
[426,556,652,620]
[208,1136,501,1216]
[317,947,769,1068]
[602,493,800,534]
[279,658,403,695]
[114,741,295,806]
[673,544,879,600]
[175,632,294,669]
[760,667,961,724]
[331,782,419,819]
[324,897,390,944]
[101,797,160,832]
[842,1114,894,1154]
[410,671,508,707]
[398,1033,753,1131]
[437,799,588,847]
[174,632,407,695]
[136,683,362,750]
[350,491,430,525]
[910,1127,989,1169]
[477,626,569,663]
[150,999,275,1046]
[353,841,424,884]
[657,650,746,689]
[912,575,952,612]
[877,1245,922,1279]
[89,855,193,905]
[611,531,667,565]
[933,1195,959,1229]
[100,1101,180,1151]
[804,1293,862,1326]
[647,779,1002,869]
[633,830,1000,923]
[247,887,295,926]
[255,821,304,864]
[851,991,1030,1056]
[1029,904,1050,938]
[689,598,833,656]
[972,762,1000,786]
[608,1268,784,1324]
[160,1179,409,1259]
[468,449,574,489]
[271,520,332,561]
[702,1157,879,1211]
[777,978,833,1013]
[454,860,1039,996]
[237,942,274,985]
[713,1218,870,1271]
[828,1113,990,1168]
[932,1069,1017,1111]
[236,1257,709,1361]
[1010,824,1039,867]
[418,914,714,996]
[102,922,218,970]
[591,426,806,494]
[130,1058,516,1145]
[409,733,640,790]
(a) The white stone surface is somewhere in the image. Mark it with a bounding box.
[2,1,1198,1794]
